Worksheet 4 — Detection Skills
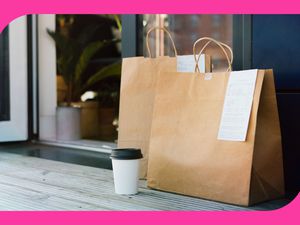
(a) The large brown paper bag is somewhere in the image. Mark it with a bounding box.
[118,27,176,179]
[147,37,285,206]
[118,28,211,178]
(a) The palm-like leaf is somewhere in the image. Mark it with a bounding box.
[74,40,114,82]
[82,62,121,92]
[47,29,80,84]
[47,22,121,105]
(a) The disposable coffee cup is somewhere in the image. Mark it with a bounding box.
[110,148,143,195]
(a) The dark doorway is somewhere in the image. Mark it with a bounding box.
[0,27,9,121]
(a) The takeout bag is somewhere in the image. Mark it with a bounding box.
[118,28,211,178]
[147,37,285,206]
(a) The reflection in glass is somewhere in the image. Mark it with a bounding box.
[142,14,233,71]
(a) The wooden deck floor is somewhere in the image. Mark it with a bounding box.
[0,151,292,211]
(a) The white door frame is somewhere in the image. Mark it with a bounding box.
[38,14,57,140]
[0,16,28,142]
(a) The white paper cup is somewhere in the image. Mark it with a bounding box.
[111,149,143,195]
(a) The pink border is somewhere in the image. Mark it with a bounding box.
[0,0,300,224]
[0,194,299,225]
[2,0,300,31]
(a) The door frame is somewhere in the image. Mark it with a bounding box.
[0,16,28,142]
[27,15,39,140]
[232,15,252,70]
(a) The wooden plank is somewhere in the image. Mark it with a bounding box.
[0,152,290,210]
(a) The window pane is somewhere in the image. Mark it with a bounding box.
[0,27,10,121]
[142,14,233,71]
[53,15,121,142]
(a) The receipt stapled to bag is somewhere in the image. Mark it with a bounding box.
[217,69,258,141]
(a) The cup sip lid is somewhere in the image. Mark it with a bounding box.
[110,148,143,160]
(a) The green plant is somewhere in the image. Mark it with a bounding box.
[47,23,121,106]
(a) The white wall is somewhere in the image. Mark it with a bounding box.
[0,16,28,142]
[38,15,57,140]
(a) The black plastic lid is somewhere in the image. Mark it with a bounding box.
[110,148,143,160]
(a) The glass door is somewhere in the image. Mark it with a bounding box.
[0,16,28,142]
[141,14,233,71]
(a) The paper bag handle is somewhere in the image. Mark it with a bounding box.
[193,37,233,72]
[146,27,178,58]
[197,40,233,64]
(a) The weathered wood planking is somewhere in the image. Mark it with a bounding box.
[0,152,290,211]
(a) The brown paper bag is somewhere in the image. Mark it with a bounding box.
[147,37,285,206]
[118,28,212,178]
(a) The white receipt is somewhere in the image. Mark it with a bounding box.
[217,69,258,141]
[177,55,206,73]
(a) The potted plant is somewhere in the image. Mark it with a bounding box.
[48,23,120,141]
[78,61,121,140]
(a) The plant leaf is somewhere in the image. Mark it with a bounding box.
[47,29,80,84]
[113,15,122,32]
[74,39,121,82]
[74,41,108,82]
[82,62,121,91]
